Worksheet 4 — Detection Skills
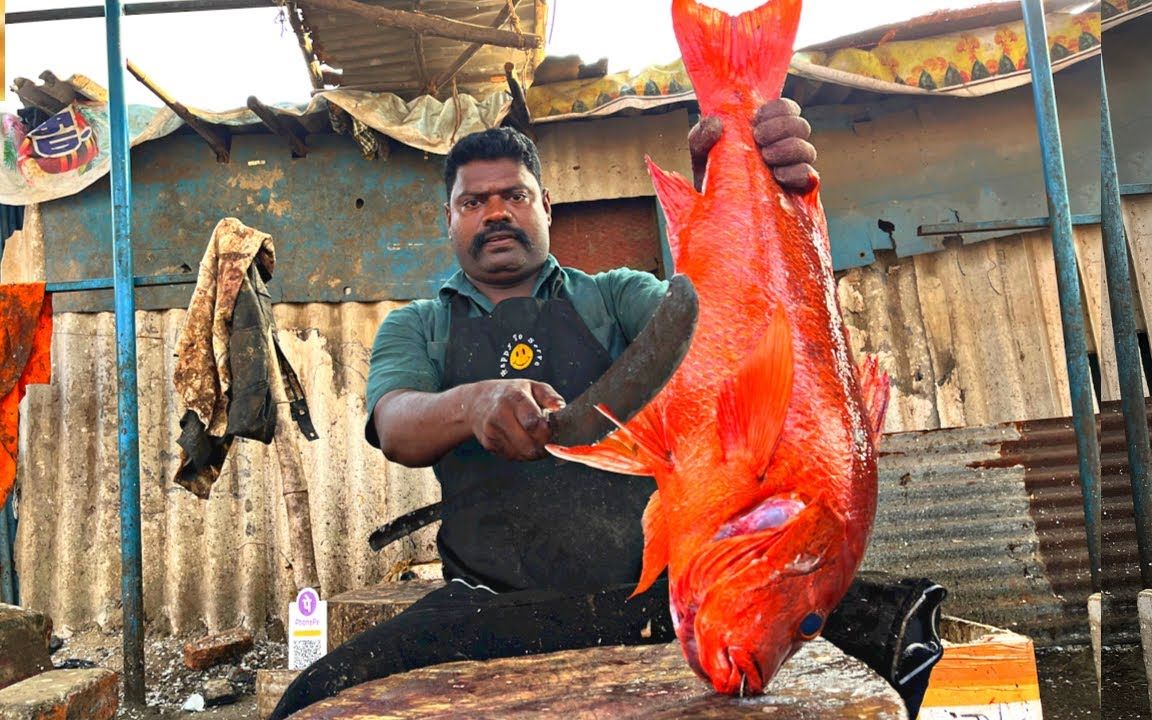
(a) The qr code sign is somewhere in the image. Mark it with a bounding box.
[289,638,324,670]
[288,588,328,670]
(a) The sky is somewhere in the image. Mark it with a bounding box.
[3,0,997,114]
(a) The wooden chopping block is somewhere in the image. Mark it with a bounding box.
[327,580,443,648]
[288,638,908,719]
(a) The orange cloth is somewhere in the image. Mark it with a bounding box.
[0,283,52,508]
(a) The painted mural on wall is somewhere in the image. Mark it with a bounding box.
[527,7,1107,122]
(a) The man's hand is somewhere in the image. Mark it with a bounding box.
[688,97,818,193]
[468,379,566,461]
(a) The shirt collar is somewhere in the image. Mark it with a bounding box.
[438,255,565,313]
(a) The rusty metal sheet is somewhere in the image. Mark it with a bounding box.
[810,56,1104,270]
[39,133,454,313]
[299,0,548,98]
[292,640,906,720]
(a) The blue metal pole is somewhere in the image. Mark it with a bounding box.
[1101,61,1152,588]
[0,494,16,604]
[103,0,145,704]
[1020,0,1102,591]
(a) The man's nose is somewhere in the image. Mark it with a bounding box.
[482,196,513,223]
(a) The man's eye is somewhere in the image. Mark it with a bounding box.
[462,199,480,209]
[509,191,529,202]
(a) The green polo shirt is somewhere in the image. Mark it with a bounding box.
[365,255,668,448]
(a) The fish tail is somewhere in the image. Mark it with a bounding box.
[671,0,802,116]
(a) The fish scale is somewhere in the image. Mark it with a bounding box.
[549,0,889,696]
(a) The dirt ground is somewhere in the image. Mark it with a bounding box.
[52,627,284,719]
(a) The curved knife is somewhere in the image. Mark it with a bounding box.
[369,274,698,551]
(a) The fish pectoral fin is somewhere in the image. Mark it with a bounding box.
[690,497,843,593]
[713,494,806,540]
[646,157,699,265]
[545,403,672,477]
[717,304,794,478]
[856,354,891,443]
[632,490,670,598]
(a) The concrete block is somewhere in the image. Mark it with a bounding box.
[183,627,254,670]
[0,604,52,691]
[256,669,300,720]
[1139,589,1152,713]
[0,668,118,720]
[1089,592,1101,691]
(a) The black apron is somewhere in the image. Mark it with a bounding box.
[433,293,656,593]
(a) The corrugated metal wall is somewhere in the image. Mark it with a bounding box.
[14,303,441,634]
[9,182,1148,640]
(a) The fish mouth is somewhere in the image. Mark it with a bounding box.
[711,646,764,696]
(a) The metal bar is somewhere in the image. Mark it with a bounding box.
[1021,0,1102,592]
[45,273,197,293]
[104,0,146,705]
[127,60,230,163]
[1101,62,1152,588]
[918,213,1101,236]
[917,184,1152,236]
[8,0,272,23]
[0,494,16,605]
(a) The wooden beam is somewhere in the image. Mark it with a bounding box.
[247,96,310,157]
[430,0,523,93]
[125,60,231,163]
[301,0,539,49]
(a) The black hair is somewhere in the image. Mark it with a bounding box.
[443,127,543,198]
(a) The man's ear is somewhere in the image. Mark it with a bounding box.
[542,187,552,225]
[443,201,451,226]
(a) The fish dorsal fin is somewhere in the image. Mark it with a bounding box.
[631,490,669,598]
[546,403,672,477]
[671,0,801,116]
[646,157,699,267]
[856,354,891,443]
[717,305,793,479]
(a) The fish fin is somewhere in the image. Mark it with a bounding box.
[671,0,802,115]
[857,355,891,443]
[545,404,672,477]
[687,498,843,595]
[631,490,670,598]
[646,157,698,264]
[717,305,794,478]
[713,494,806,541]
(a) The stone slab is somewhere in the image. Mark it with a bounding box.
[0,668,118,720]
[0,604,52,691]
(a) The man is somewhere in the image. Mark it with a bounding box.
[272,101,943,719]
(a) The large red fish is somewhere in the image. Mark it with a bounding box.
[548,0,890,697]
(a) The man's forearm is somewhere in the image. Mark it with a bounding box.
[372,386,479,467]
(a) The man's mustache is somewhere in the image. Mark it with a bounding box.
[470,222,532,257]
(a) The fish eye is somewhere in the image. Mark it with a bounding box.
[798,612,824,639]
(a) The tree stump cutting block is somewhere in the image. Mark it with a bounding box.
[288,639,907,719]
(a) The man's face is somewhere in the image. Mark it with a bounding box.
[445,158,552,288]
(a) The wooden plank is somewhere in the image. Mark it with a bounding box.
[290,639,907,719]
[430,0,524,93]
[125,60,230,162]
[301,0,540,49]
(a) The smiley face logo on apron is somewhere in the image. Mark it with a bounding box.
[499,333,543,377]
